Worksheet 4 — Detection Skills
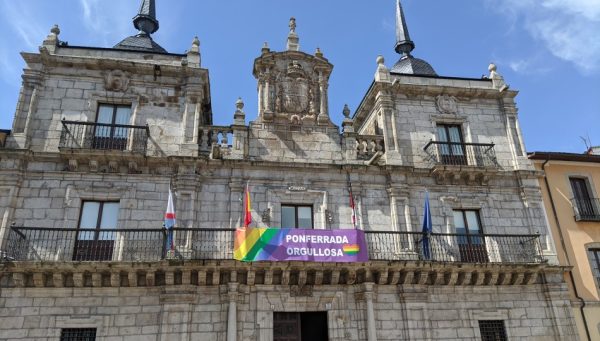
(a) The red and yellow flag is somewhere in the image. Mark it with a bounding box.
[243,182,252,228]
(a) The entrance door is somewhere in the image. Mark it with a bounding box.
[274,312,328,341]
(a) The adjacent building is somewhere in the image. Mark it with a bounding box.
[0,1,579,340]
[530,150,600,341]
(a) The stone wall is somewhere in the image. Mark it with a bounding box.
[0,278,577,340]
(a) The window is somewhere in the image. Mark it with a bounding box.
[436,124,466,165]
[281,205,313,229]
[453,209,488,263]
[588,248,600,290]
[60,328,97,341]
[73,201,119,261]
[570,177,600,221]
[273,312,328,341]
[478,320,507,341]
[93,104,131,150]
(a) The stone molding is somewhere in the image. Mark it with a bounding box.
[0,260,561,289]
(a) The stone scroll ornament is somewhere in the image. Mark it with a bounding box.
[234,228,368,262]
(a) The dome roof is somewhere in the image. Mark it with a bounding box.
[391,55,437,76]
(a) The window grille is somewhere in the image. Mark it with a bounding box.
[60,328,97,341]
[479,320,507,341]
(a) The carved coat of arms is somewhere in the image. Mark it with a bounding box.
[280,61,309,114]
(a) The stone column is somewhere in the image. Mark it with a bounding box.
[317,71,329,124]
[363,282,378,341]
[264,70,271,112]
[227,283,238,341]
[257,79,264,116]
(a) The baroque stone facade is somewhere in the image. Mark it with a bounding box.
[0,1,578,340]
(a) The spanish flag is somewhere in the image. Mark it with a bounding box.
[243,182,252,228]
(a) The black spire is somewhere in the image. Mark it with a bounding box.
[391,0,437,76]
[394,0,415,56]
[113,0,167,53]
[133,0,159,35]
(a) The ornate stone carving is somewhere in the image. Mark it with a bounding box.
[436,95,458,115]
[104,70,130,92]
[281,61,309,114]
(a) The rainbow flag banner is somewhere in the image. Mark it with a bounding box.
[234,228,369,262]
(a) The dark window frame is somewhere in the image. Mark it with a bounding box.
[77,200,120,241]
[60,328,97,341]
[453,209,488,263]
[453,209,484,236]
[569,177,598,220]
[95,103,132,126]
[73,200,120,261]
[478,320,507,341]
[589,248,600,290]
[436,123,467,165]
[93,103,132,150]
[281,204,314,229]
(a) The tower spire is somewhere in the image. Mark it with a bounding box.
[394,0,415,57]
[133,0,159,35]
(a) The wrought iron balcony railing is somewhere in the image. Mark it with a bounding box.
[365,231,544,264]
[2,226,544,264]
[571,197,600,222]
[424,141,498,167]
[59,120,149,154]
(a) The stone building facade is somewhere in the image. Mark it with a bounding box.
[0,1,578,340]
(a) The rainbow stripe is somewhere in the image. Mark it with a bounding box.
[234,228,289,262]
[343,244,360,255]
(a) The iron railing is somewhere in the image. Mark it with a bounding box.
[2,227,234,262]
[2,227,544,264]
[59,120,149,154]
[365,231,544,263]
[424,141,498,167]
[571,197,600,222]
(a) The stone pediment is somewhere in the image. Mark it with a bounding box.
[253,48,333,127]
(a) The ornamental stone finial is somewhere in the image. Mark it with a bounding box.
[375,55,391,83]
[315,47,323,58]
[262,42,270,54]
[286,17,300,51]
[50,24,60,36]
[488,62,509,92]
[189,36,200,53]
[186,36,201,67]
[343,104,351,118]
[236,97,244,110]
[234,97,245,124]
[42,24,60,53]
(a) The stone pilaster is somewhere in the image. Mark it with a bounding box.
[362,282,378,341]
[227,282,239,341]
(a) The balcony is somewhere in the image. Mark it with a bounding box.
[2,226,544,264]
[571,197,600,222]
[59,120,149,154]
[365,231,544,264]
[424,141,498,168]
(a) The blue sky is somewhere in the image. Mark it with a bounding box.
[0,0,599,153]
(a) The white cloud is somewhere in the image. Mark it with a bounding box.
[491,0,600,74]
[78,0,131,47]
[0,1,46,49]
